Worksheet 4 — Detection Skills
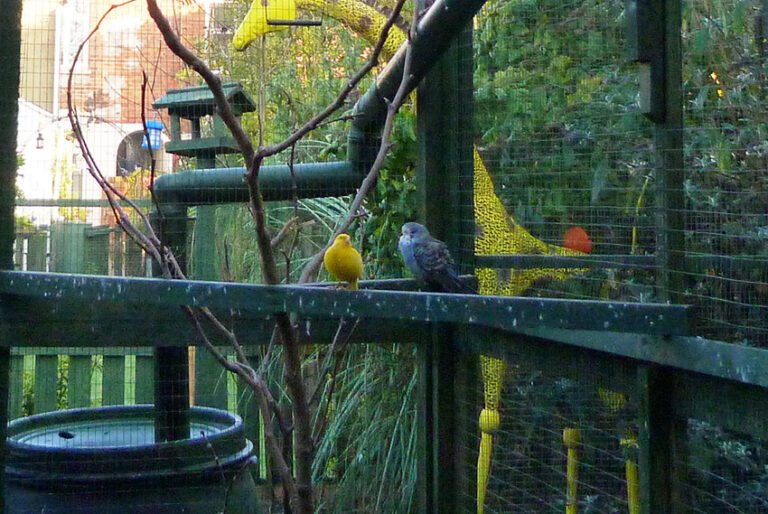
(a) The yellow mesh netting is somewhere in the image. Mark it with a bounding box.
[234,3,587,512]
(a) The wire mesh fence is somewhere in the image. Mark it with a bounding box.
[677,0,768,347]
[466,0,768,513]
[459,336,638,514]
[677,419,768,513]
[8,0,768,512]
[472,0,658,301]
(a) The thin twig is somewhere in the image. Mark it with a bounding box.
[299,2,418,284]
[256,0,409,159]
[182,306,297,499]
[271,217,299,250]
[140,70,163,219]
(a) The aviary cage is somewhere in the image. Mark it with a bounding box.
[1,0,767,513]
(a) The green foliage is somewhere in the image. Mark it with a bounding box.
[203,3,372,160]
[474,0,768,348]
[679,0,768,346]
[474,0,653,247]
[56,355,69,410]
[362,107,418,279]
[312,344,419,514]
[21,370,34,417]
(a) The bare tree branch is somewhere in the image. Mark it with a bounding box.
[182,306,296,499]
[72,1,420,512]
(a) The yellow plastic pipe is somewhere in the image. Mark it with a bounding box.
[622,431,640,514]
[563,427,582,514]
[477,369,503,514]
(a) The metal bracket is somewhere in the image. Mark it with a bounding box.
[626,0,666,122]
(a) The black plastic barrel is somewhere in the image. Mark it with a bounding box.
[5,405,261,514]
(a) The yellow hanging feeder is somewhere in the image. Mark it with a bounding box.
[233,0,325,51]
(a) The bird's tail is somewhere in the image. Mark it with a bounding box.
[452,277,476,295]
[437,274,476,294]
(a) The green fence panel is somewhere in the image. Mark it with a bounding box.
[194,349,229,409]
[50,222,88,274]
[135,355,154,405]
[68,355,92,408]
[84,226,110,276]
[33,355,58,414]
[26,231,47,271]
[102,355,125,406]
[7,354,23,419]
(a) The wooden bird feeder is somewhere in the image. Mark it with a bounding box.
[152,82,256,168]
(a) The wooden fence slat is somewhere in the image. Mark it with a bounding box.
[8,355,24,419]
[102,355,125,406]
[135,355,154,404]
[26,232,47,272]
[68,355,91,408]
[33,355,58,413]
[194,348,229,409]
[13,237,23,270]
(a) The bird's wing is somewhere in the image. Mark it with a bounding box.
[413,238,473,293]
[413,238,455,274]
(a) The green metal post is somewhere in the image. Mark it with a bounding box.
[151,206,191,442]
[653,0,685,303]
[416,10,475,512]
[417,24,474,263]
[639,0,686,512]
[455,26,475,274]
[418,324,458,514]
[637,366,687,514]
[417,46,457,246]
[0,1,22,510]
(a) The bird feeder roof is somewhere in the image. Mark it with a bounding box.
[153,82,256,118]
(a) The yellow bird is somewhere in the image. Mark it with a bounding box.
[323,234,364,290]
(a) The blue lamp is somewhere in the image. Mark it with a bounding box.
[141,120,164,150]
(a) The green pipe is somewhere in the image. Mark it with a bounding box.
[152,161,357,205]
[153,0,488,205]
[346,0,488,174]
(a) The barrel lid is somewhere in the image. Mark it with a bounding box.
[6,405,254,480]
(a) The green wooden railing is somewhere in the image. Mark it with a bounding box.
[4,269,768,512]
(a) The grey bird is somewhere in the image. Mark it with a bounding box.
[398,222,474,293]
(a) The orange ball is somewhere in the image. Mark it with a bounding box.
[563,226,592,254]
